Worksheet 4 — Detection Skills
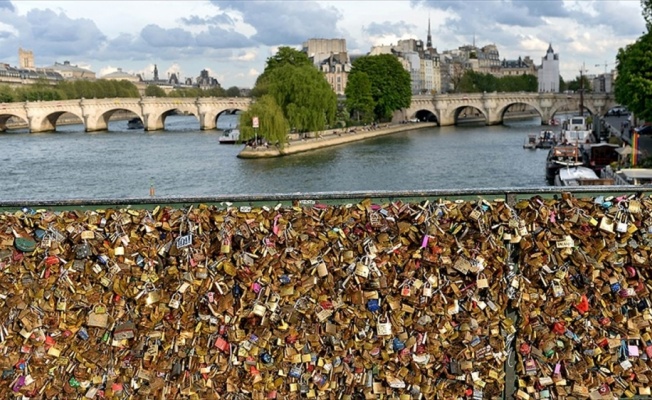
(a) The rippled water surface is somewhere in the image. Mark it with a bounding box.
[1,114,555,201]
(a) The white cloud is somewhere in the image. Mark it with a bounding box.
[1,0,647,87]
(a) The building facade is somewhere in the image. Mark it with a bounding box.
[501,56,536,77]
[48,61,96,80]
[538,44,560,92]
[303,38,352,95]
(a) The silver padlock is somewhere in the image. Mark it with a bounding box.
[168,292,181,309]
[616,211,629,233]
[422,282,433,297]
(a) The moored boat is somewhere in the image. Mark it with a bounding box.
[219,127,240,144]
[545,145,584,184]
[554,166,611,186]
[560,116,593,145]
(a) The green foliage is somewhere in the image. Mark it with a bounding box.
[566,75,592,92]
[239,95,289,146]
[145,85,167,97]
[253,47,312,98]
[0,85,14,102]
[1,79,140,102]
[559,76,567,92]
[345,72,375,123]
[615,30,652,122]
[226,86,241,97]
[349,54,411,120]
[265,65,337,132]
[167,86,226,98]
[457,70,537,93]
[643,0,652,31]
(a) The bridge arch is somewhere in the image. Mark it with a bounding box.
[146,104,200,131]
[201,102,249,131]
[0,112,28,132]
[88,106,144,132]
[549,103,596,121]
[413,109,438,123]
[33,110,85,133]
[453,105,487,124]
[496,102,544,124]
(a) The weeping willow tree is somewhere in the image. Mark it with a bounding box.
[239,95,289,147]
[264,64,337,133]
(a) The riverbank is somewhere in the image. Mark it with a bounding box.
[237,122,437,159]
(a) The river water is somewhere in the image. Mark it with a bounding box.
[0,114,559,202]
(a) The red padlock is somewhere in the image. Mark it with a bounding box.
[552,321,566,335]
[214,337,229,353]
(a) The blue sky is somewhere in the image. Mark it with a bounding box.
[0,0,646,88]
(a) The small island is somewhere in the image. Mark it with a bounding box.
[236,47,415,159]
[238,122,436,158]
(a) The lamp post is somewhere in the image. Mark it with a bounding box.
[252,116,259,145]
[579,62,587,117]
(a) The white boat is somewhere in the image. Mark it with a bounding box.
[219,127,240,144]
[560,116,593,145]
[554,166,611,186]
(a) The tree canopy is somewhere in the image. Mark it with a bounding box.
[345,72,375,123]
[0,79,140,102]
[347,54,411,121]
[457,71,537,93]
[226,86,241,97]
[265,64,337,132]
[615,30,652,122]
[239,95,289,147]
[252,47,313,98]
[145,85,167,97]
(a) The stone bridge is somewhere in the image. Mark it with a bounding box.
[0,92,616,133]
[403,92,616,126]
[0,97,251,133]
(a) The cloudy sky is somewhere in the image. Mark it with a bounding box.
[0,0,647,88]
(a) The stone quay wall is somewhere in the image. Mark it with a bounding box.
[1,189,651,399]
[238,123,437,159]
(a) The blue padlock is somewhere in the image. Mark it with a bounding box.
[77,327,89,341]
[232,283,242,298]
[279,274,291,285]
[392,337,405,351]
[611,282,621,293]
[367,299,380,312]
[260,352,272,364]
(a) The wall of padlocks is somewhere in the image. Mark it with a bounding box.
[0,192,650,399]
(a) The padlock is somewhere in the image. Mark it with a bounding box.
[400,280,412,297]
[377,314,392,336]
[220,234,232,254]
[616,211,629,233]
[422,282,433,297]
[252,303,266,318]
[316,258,328,278]
[266,293,280,313]
[355,260,370,278]
[551,279,564,298]
[477,273,489,289]
[168,292,181,309]
[56,297,67,312]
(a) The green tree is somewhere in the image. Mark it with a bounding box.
[239,95,289,146]
[559,76,567,92]
[253,47,313,97]
[345,72,375,123]
[566,75,592,92]
[615,30,652,122]
[349,54,411,120]
[226,86,241,97]
[644,0,652,31]
[265,64,337,132]
[0,85,14,102]
[145,85,167,97]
